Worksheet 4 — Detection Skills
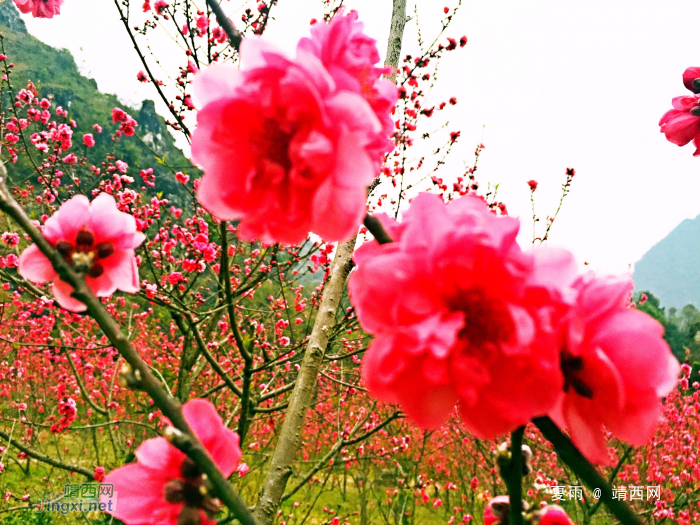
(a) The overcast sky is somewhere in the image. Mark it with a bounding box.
[21,0,700,274]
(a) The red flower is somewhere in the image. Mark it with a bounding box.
[349,192,576,437]
[18,194,145,312]
[659,94,700,155]
[102,399,242,525]
[550,274,680,464]
[13,0,63,18]
[537,505,573,525]
[191,30,391,243]
[527,179,538,191]
[93,466,105,482]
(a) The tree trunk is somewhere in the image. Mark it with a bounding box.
[251,2,408,522]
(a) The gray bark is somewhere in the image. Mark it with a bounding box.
[252,239,355,524]
[251,2,408,523]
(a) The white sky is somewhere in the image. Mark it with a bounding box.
[21,0,700,274]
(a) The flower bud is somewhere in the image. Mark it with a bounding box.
[118,362,142,389]
[484,496,529,525]
[683,67,700,93]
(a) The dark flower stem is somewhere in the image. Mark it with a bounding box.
[0,164,257,525]
[533,417,644,525]
[500,427,525,525]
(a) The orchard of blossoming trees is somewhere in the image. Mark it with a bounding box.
[0,0,697,524]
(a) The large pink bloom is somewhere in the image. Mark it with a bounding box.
[13,0,63,18]
[191,20,396,244]
[349,192,577,438]
[298,10,399,155]
[18,194,145,312]
[659,94,700,155]
[550,274,680,464]
[102,399,241,525]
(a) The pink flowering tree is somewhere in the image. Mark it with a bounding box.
[0,1,688,525]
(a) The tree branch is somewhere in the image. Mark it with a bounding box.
[0,164,256,525]
[533,417,643,525]
[205,0,243,51]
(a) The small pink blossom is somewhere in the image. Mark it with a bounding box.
[83,133,95,147]
[102,399,242,525]
[18,194,146,312]
[349,192,576,436]
[93,466,105,482]
[191,13,396,244]
[154,0,168,15]
[659,94,700,155]
[13,0,63,18]
[550,274,680,464]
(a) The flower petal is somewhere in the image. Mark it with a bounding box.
[18,245,57,284]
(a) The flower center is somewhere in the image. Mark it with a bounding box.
[560,352,594,399]
[251,118,294,174]
[163,458,221,525]
[448,288,515,347]
[55,229,114,278]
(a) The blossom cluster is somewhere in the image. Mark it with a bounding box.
[349,192,680,465]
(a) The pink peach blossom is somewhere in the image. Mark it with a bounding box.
[13,0,63,18]
[550,274,680,464]
[659,94,700,155]
[349,192,576,437]
[18,194,145,312]
[102,399,242,525]
[297,10,399,151]
[191,18,396,244]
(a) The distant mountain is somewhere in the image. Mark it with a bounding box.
[0,0,195,205]
[634,215,700,308]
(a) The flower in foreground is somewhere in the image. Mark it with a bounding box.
[102,399,242,525]
[550,274,680,464]
[13,0,63,18]
[349,192,577,437]
[18,194,145,312]
[191,13,397,244]
[659,94,700,155]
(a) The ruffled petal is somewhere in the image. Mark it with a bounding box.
[192,63,244,109]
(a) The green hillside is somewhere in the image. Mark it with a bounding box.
[0,0,195,205]
[634,215,700,309]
